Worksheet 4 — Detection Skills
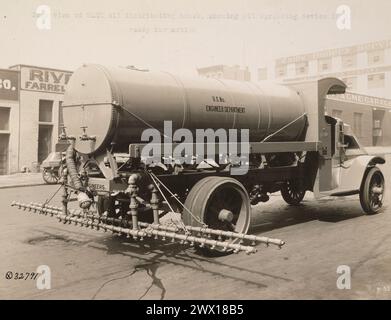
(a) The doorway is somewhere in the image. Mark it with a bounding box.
[38,125,53,163]
[0,134,9,175]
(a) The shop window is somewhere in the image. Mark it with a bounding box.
[0,107,10,131]
[39,100,53,123]
[341,54,357,69]
[353,112,363,137]
[367,50,384,65]
[295,61,309,76]
[318,58,332,72]
[368,73,385,89]
[275,64,287,78]
[374,119,381,129]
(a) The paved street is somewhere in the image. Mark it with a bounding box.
[1,157,391,300]
[0,173,44,189]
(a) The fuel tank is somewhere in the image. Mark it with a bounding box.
[62,64,307,155]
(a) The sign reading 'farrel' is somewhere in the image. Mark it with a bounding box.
[20,66,72,94]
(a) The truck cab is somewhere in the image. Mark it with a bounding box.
[315,114,385,214]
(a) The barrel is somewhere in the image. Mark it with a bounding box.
[62,64,306,155]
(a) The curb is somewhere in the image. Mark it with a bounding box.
[0,182,48,190]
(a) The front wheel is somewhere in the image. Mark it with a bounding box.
[360,167,385,215]
[281,180,306,205]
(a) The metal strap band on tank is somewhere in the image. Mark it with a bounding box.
[260,113,308,143]
[248,82,272,134]
[161,71,189,129]
[115,104,173,142]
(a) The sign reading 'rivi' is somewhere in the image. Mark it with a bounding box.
[21,66,72,94]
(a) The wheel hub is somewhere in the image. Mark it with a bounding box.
[371,186,383,194]
[218,209,234,222]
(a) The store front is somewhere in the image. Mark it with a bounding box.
[7,64,72,172]
[326,92,391,147]
[0,69,19,175]
[0,65,72,174]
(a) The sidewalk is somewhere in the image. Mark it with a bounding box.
[0,173,46,189]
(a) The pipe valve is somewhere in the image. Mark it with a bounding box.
[79,126,96,141]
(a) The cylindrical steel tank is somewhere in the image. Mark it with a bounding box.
[62,64,306,155]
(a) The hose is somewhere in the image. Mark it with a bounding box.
[65,144,83,190]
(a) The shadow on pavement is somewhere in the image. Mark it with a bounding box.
[91,235,293,289]
[250,196,369,234]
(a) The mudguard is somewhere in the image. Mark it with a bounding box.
[328,155,385,196]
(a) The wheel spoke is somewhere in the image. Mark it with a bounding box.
[282,180,305,205]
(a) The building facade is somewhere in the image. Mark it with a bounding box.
[259,39,391,99]
[197,65,251,81]
[325,93,391,147]
[257,39,391,147]
[0,65,72,175]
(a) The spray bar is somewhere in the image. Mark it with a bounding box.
[11,201,285,253]
[23,202,285,248]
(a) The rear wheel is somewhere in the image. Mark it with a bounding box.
[360,167,385,215]
[42,168,59,184]
[183,177,251,256]
[281,180,306,205]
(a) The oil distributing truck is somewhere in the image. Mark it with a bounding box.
[12,64,386,255]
